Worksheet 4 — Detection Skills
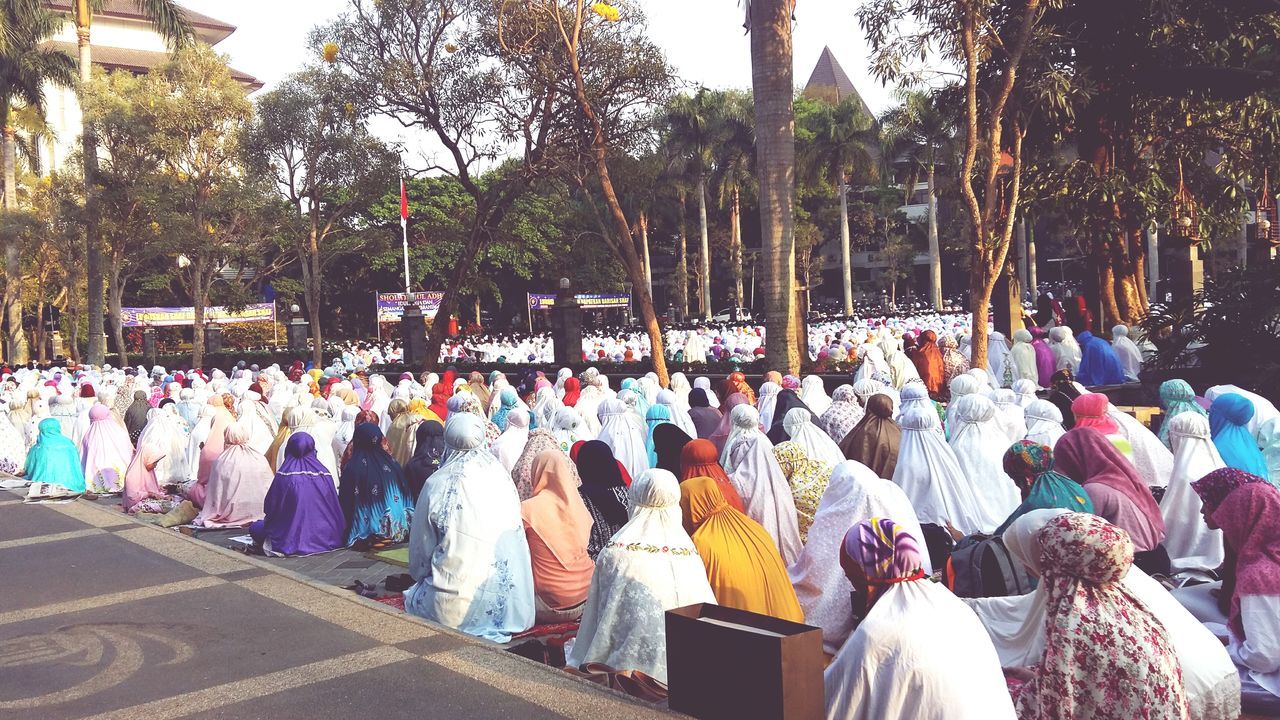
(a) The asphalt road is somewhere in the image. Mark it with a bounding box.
[0,488,676,720]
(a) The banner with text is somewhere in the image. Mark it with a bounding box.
[527,293,630,311]
[121,303,276,328]
[376,292,444,322]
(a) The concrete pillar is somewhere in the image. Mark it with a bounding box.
[400,304,427,369]
[1015,220,1029,293]
[552,278,583,367]
[141,328,156,367]
[205,324,223,355]
[1146,224,1160,301]
[993,257,1025,338]
[1026,220,1038,298]
[287,317,309,353]
[1167,241,1204,302]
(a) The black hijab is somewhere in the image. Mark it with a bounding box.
[574,440,629,527]
[766,389,813,445]
[123,389,151,442]
[653,423,693,476]
[404,419,445,500]
[1048,369,1082,429]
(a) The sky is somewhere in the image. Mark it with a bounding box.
[183,0,899,113]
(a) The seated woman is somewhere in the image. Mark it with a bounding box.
[248,433,345,557]
[404,414,534,643]
[193,422,272,527]
[24,417,86,493]
[1054,427,1169,575]
[1006,512,1191,719]
[1175,469,1280,714]
[567,469,716,683]
[1070,392,1133,462]
[771,440,832,540]
[679,476,803,622]
[679,438,745,512]
[789,461,930,656]
[339,423,414,548]
[969,509,1239,720]
[1210,393,1271,479]
[824,518,1015,720]
[522,450,594,622]
[575,441,630,561]
[403,419,444,501]
[838,394,899,479]
[995,440,1093,535]
[686,388,721,440]
[81,404,132,494]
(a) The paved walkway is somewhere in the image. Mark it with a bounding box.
[0,489,676,720]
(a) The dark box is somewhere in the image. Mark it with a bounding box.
[665,603,823,720]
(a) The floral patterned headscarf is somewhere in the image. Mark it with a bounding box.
[1013,512,1188,720]
[1192,467,1267,516]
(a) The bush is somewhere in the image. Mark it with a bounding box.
[1140,258,1280,400]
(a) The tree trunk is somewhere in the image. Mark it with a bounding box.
[107,256,128,368]
[305,226,324,368]
[76,15,105,366]
[560,16,668,386]
[697,176,711,319]
[731,187,744,308]
[927,163,942,309]
[676,191,689,320]
[192,252,206,369]
[750,0,799,373]
[3,123,28,363]
[839,182,853,315]
[639,211,652,301]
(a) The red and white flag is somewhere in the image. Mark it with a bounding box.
[400,178,409,227]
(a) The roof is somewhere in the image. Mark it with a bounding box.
[804,46,876,123]
[46,41,263,91]
[44,1,236,45]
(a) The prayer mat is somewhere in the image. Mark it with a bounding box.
[373,595,406,612]
[366,546,410,567]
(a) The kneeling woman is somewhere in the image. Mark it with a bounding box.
[522,450,594,622]
[249,433,345,557]
[339,423,414,549]
[404,414,534,642]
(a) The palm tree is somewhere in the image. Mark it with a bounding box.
[73,0,190,365]
[665,89,727,320]
[0,0,75,363]
[711,92,755,312]
[881,90,953,310]
[797,97,877,316]
[747,0,799,372]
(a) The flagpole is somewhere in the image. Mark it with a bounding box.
[400,178,412,297]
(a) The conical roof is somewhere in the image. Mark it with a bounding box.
[804,46,876,122]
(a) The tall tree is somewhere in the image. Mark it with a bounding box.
[246,65,398,367]
[1021,0,1280,325]
[72,0,190,366]
[797,96,878,316]
[665,89,728,320]
[141,45,254,368]
[497,0,675,383]
[81,68,166,368]
[748,0,800,372]
[711,91,756,311]
[318,0,584,369]
[860,0,1049,368]
[0,0,74,363]
[881,89,953,310]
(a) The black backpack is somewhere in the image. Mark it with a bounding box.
[945,535,1034,598]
